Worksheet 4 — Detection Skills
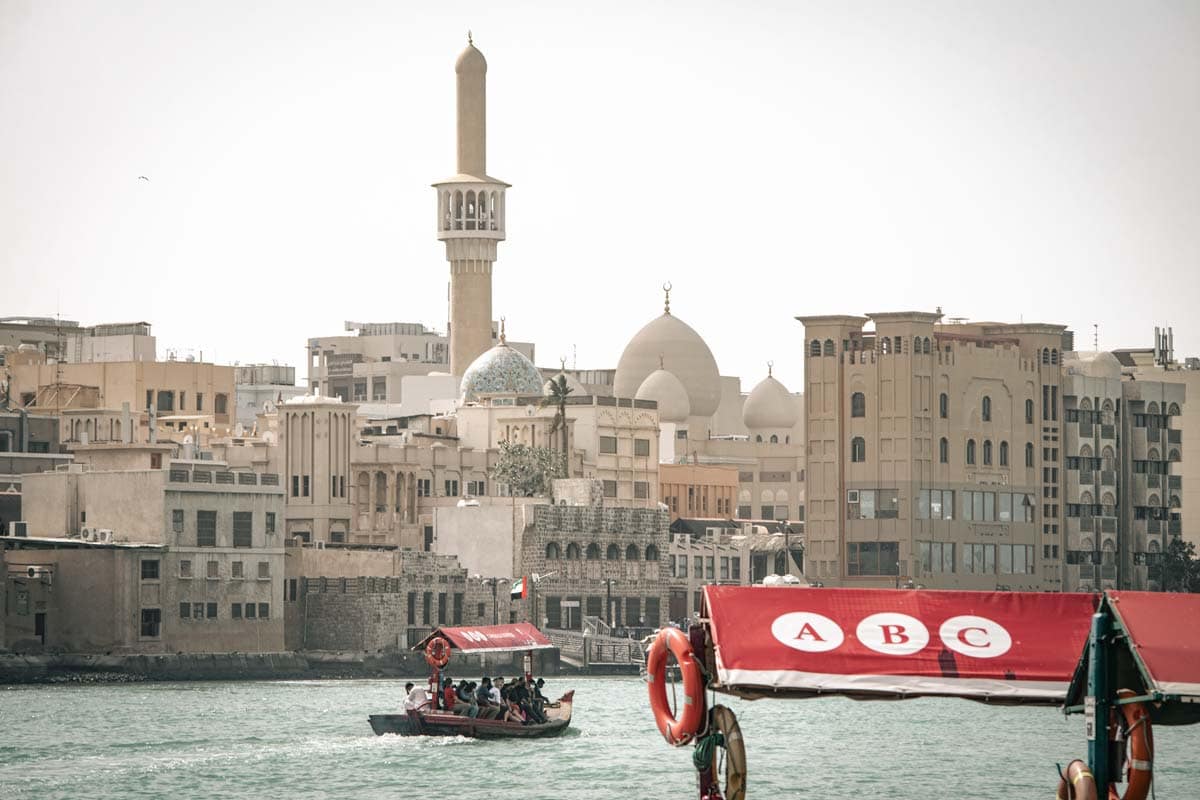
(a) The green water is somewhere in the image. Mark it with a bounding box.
[2,677,1198,799]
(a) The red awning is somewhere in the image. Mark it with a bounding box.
[414,623,555,655]
[703,586,1098,704]
[1108,591,1200,698]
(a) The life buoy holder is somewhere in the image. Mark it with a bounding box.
[1056,759,1098,800]
[646,627,705,746]
[424,636,451,668]
[1112,688,1153,800]
[696,704,747,800]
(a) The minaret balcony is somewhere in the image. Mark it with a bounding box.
[434,180,507,241]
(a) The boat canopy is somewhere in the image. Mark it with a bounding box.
[702,586,1098,704]
[1065,591,1200,726]
[414,623,555,655]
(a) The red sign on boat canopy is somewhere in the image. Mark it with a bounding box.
[1108,591,1200,698]
[415,623,554,654]
[703,586,1098,704]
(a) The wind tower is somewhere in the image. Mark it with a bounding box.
[435,33,510,376]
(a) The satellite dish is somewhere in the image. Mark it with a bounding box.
[182,434,194,444]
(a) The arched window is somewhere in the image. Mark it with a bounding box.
[1025,399,1034,424]
[982,396,992,422]
[586,543,600,560]
[1168,402,1181,416]
[823,339,835,356]
[769,434,779,444]
[606,544,620,560]
[880,338,891,355]
[626,544,640,561]
[1148,447,1160,462]
[939,393,948,419]
[1169,448,1181,462]
[967,439,976,465]
[755,435,763,443]
[850,437,866,463]
[999,441,1009,467]
[894,336,903,354]
[939,437,949,464]
[913,336,921,353]
[1041,348,1050,365]
[983,440,993,465]
[566,542,581,560]
[546,542,561,560]
[645,544,660,561]
[1025,442,1034,467]
[922,337,931,354]
[1051,349,1059,365]
[810,340,821,357]
[851,392,866,418]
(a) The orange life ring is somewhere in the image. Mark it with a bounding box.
[1111,689,1153,800]
[1056,759,1098,800]
[646,627,705,746]
[424,636,451,668]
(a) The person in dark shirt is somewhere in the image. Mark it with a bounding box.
[444,677,477,717]
[475,677,501,719]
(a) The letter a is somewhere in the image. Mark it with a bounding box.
[880,624,910,645]
[795,622,825,642]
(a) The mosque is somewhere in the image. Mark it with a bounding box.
[435,37,807,527]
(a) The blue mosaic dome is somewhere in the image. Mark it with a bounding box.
[460,342,544,402]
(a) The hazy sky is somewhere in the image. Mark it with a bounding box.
[2,1,1197,392]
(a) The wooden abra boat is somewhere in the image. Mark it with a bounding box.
[369,622,575,739]
[369,689,574,738]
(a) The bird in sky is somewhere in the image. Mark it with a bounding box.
[138,176,149,181]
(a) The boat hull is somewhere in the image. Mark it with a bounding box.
[369,691,574,739]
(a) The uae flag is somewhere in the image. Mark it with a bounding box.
[510,576,529,599]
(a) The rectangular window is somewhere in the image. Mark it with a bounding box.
[207,560,219,579]
[417,479,432,497]
[179,559,193,578]
[694,556,703,577]
[258,603,269,619]
[599,436,618,454]
[452,593,464,625]
[731,556,741,579]
[999,493,1013,522]
[140,608,161,637]
[232,561,244,579]
[437,592,447,625]
[444,479,459,497]
[423,592,432,625]
[141,559,159,580]
[737,505,751,519]
[705,557,715,580]
[232,603,242,619]
[196,392,204,411]
[625,597,641,627]
[258,561,270,579]
[207,602,217,619]
[232,511,253,548]
[172,509,184,533]
[302,476,310,496]
[407,592,417,625]
[677,556,688,578]
[603,480,617,498]
[197,510,217,547]
[245,602,257,619]
[634,481,649,499]
[720,556,730,581]
[292,476,300,497]
[265,512,276,534]
[634,438,650,457]
[847,541,900,576]
[180,602,191,619]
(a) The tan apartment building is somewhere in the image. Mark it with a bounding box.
[9,461,285,653]
[659,463,738,521]
[799,312,1067,590]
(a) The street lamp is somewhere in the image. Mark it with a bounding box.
[478,576,507,625]
[602,578,618,629]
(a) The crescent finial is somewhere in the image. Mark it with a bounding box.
[662,282,672,315]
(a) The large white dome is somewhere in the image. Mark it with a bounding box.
[460,342,544,402]
[613,312,721,417]
[636,369,691,424]
[743,373,798,430]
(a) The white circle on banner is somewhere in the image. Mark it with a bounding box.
[770,612,845,653]
[939,615,1012,659]
[856,612,929,656]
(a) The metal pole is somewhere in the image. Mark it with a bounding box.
[491,580,498,625]
[1087,609,1112,797]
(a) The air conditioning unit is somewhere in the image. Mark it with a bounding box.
[80,526,94,541]
[97,529,114,543]
[24,566,52,584]
[847,490,860,503]
[11,521,29,538]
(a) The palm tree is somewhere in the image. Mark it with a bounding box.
[541,369,573,477]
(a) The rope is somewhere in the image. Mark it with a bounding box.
[692,729,725,772]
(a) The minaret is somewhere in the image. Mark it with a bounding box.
[435,34,510,376]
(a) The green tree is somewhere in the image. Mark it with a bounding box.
[540,372,573,472]
[1159,537,1200,593]
[490,440,565,498]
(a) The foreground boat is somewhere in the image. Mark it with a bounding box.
[369,622,574,739]
[644,586,1200,799]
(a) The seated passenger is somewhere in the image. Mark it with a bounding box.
[475,677,501,719]
[443,677,478,717]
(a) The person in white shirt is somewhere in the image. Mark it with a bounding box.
[489,676,503,706]
[404,682,430,711]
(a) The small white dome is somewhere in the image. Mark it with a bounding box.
[636,369,691,423]
[460,342,544,402]
[613,311,721,417]
[1065,351,1122,380]
[542,371,585,397]
[743,374,798,430]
